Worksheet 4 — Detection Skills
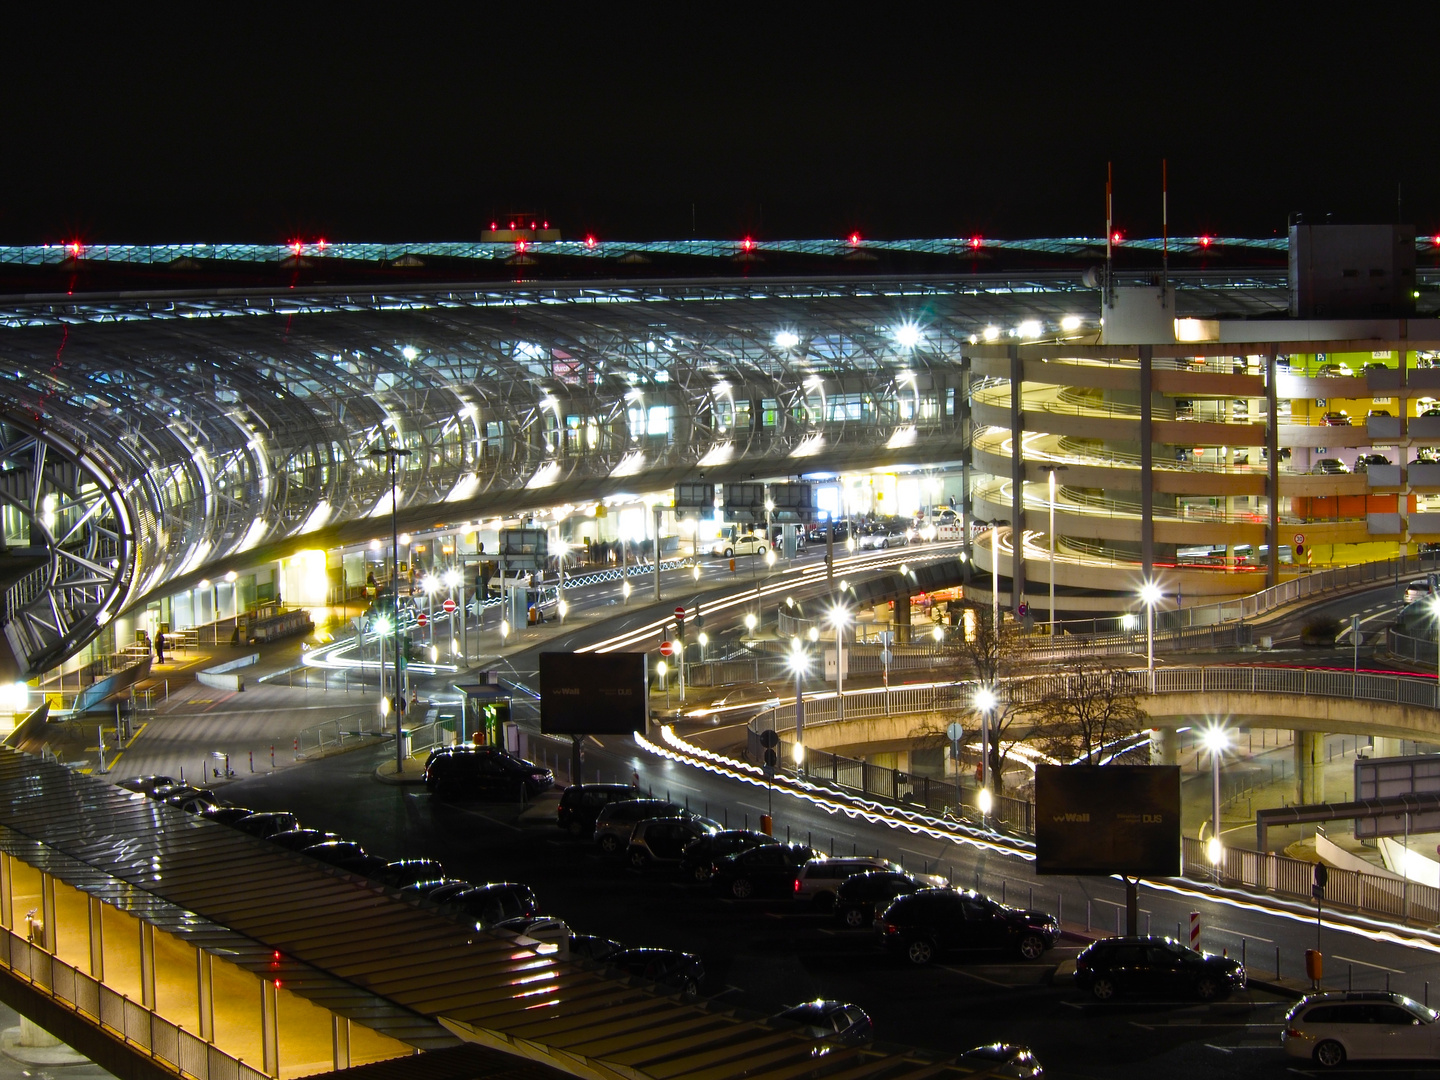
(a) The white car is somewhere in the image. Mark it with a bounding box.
[1404,579,1433,605]
[712,534,769,558]
[1283,992,1440,1066]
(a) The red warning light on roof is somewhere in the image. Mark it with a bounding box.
[969,236,982,249]
[585,235,597,249]
[542,221,549,230]
[316,238,327,249]
[1199,236,1212,248]
[289,240,303,255]
[67,240,82,256]
[490,222,497,231]
[849,232,861,246]
[741,237,755,251]
[1111,232,1123,244]
[515,239,528,253]
[1433,235,1440,247]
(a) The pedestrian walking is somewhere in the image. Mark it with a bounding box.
[155,632,166,663]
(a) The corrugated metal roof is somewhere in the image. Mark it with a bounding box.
[0,749,1020,1080]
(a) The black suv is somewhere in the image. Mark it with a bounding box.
[424,746,554,800]
[835,870,934,929]
[874,889,1059,965]
[606,947,705,1001]
[679,829,778,882]
[1073,936,1245,1001]
[557,783,639,837]
[710,843,817,899]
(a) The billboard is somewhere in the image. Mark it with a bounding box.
[722,483,767,522]
[1035,765,1181,877]
[1354,756,1440,839]
[499,528,548,570]
[769,483,816,523]
[674,482,715,514]
[539,652,648,735]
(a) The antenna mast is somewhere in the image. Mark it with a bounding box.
[1105,162,1114,302]
[1162,158,1169,281]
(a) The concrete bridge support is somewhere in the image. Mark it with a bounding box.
[1296,731,1325,804]
[1150,728,1177,766]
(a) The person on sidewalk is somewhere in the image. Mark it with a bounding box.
[155,632,166,664]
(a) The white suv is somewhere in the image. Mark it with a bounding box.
[1283,991,1440,1066]
[794,856,900,909]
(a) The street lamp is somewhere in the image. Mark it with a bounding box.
[830,604,851,720]
[744,612,758,636]
[1039,464,1068,636]
[980,520,1011,631]
[1141,581,1163,690]
[369,442,411,772]
[788,641,810,774]
[1430,595,1440,700]
[443,566,462,656]
[1202,726,1229,868]
[974,686,997,823]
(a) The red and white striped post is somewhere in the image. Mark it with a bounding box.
[1189,911,1201,951]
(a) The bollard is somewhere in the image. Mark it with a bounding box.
[293,737,299,762]
[270,746,275,770]
[948,866,953,886]
[1029,886,1033,909]
[808,831,812,848]
[1276,946,1281,980]
[1348,965,1352,991]
[744,813,748,830]
[1426,982,1430,1007]
[1058,892,1063,925]
[1086,900,1092,932]
[899,854,904,870]
[249,751,254,773]
[1001,881,1006,904]
[1387,973,1391,992]
[1145,913,1151,936]
[830,837,835,857]
[1242,939,1247,968]
[724,808,728,828]
[1114,906,1120,935]
[787,826,791,843]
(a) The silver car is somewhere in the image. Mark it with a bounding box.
[593,799,687,856]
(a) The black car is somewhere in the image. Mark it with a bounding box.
[874,889,1059,965]
[379,858,446,889]
[774,1000,874,1047]
[556,783,639,837]
[424,746,554,800]
[710,843,817,899]
[679,829,779,882]
[159,786,217,813]
[200,805,256,826]
[627,816,721,869]
[607,947,705,1001]
[1073,936,1245,1001]
[569,934,624,962]
[398,878,468,903]
[116,774,178,797]
[440,882,539,928]
[231,811,300,839]
[268,828,341,852]
[302,840,387,878]
[835,870,934,929]
[1355,453,1392,473]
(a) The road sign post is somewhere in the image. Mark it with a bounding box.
[946,721,965,811]
[760,729,779,822]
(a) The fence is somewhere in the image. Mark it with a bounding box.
[0,925,273,1080]
[295,712,389,760]
[1182,836,1440,925]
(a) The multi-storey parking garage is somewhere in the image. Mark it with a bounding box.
[2,236,1438,683]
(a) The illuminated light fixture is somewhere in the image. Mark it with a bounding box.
[792,433,826,457]
[1017,320,1043,339]
[1199,235,1213,247]
[1111,231,1123,243]
[974,686,996,713]
[237,518,269,553]
[848,232,861,245]
[741,237,755,252]
[401,345,418,362]
[792,741,806,764]
[1206,835,1223,864]
[609,450,647,477]
[1060,315,1083,332]
[775,330,801,349]
[445,473,481,502]
[1174,318,1220,343]
[526,461,561,488]
[585,234,597,248]
[894,323,922,349]
[969,236,982,249]
[886,426,917,449]
[982,326,1001,342]
[369,487,396,520]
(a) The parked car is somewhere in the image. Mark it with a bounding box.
[557,783,639,837]
[1424,408,1440,418]
[795,856,902,909]
[116,775,177,797]
[1320,411,1351,426]
[379,859,446,889]
[874,889,1059,965]
[424,746,554,800]
[302,840,387,878]
[200,805,257,826]
[835,870,944,928]
[231,811,300,839]
[495,916,571,949]
[606,947,704,1001]
[267,828,341,852]
[1367,409,1392,418]
[398,878,468,903]
[1073,936,1245,1001]
[957,1043,1045,1078]
[1311,459,1349,474]
[710,843,817,899]
[858,523,910,550]
[711,533,769,558]
[1405,579,1434,604]
[679,829,779,882]
[627,816,721,869]
[593,799,688,855]
[805,521,851,544]
[773,1000,874,1047]
[440,883,539,929]
[159,787,217,813]
[1282,991,1440,1066]
[569,934,625,962]
[1354,453,1391,473]
[687,683,777,722]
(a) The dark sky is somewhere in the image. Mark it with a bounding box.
[5,7,1439,244]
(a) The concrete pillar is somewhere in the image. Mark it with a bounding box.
[87,896,104,979]
[1008,345,1026,613]
[1373,737,1404,759]
[39,872,55,954]
[261,977,279,1077]
[1265,347,1280,588]
[332,1015,351,1071]
[197,949,214,1042]
[139,921,156,1009]
[0,852,10,931]
[1139,345,1154,583]
[1150,727,1178,766]
[1295,731,1325,805]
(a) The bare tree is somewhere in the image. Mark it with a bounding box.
[933,603,1037,792]
[1024,654,1148,765]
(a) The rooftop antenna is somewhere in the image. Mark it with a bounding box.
[1105,162,1114,303]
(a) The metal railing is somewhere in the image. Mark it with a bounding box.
[0,925,273,1080]
[1182,836,1440,925]
[295,711,389,760]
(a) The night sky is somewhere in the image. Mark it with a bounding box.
[6,8,1439,245]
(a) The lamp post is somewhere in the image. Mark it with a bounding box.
[421,573,438,647]
[443,567,462,657]
[981,520,1011,631]
[830,601,850,721]
[369,443,411,772]
[1141,581,1162,692]
[1431,595,1440,704]
[974,685,997,826]
[1039,465,1068,636]
[788,641,809,775]
[1203,726,1229,871]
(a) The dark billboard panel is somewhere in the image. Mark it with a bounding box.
[1035,765,1181,877]
[540,652,648,735]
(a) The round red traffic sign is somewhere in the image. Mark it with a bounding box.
[659,641,674,657]
[675,606,686,618]
[416,613,428,627]
[1294,533,1305,546]
[442,598,457,613]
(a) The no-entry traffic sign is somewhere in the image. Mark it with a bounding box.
[659,641,675,657]
[417,613,428,627]
[442,598,457,613]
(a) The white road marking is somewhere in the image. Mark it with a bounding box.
[1208,927,1274,943]
[1333,953,1405,973]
